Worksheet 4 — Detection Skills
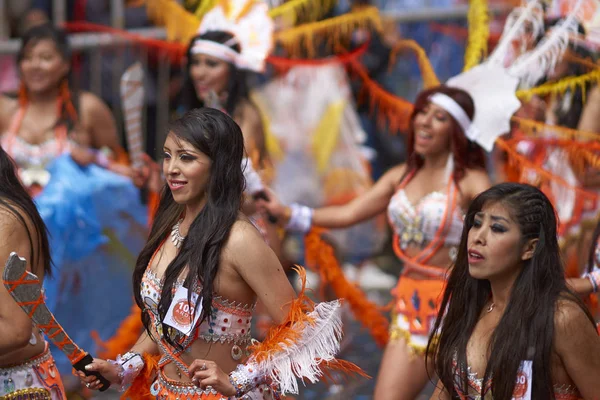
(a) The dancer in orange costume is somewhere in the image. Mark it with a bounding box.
[259,85,490,399]
[76,109,360,399]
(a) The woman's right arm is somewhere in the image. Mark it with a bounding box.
[261,164,405,229]
[78,327,159,389]
[0,96,18,134]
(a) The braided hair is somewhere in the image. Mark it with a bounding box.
[427,183,595,400]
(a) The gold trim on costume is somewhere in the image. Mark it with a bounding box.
[1,388,51,400]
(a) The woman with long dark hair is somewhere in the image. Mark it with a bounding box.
[259,85,491,399]
[428,183,600,399]
[0,23,148,378]
[77,108,349,398]
[0,146,66,399]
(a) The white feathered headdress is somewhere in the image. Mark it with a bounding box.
[191,0,274,72]
[442,0,584,152]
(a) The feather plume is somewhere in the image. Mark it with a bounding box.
[487,0,545,67]
[248,267,366,395]
[463,0,490,71]
[275,7,382,58]
[121,353,160,400]
[193,0,219,20]
[508,0,583,88]
[146,0,200,44]
[268,0,337,27]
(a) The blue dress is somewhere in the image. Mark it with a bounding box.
[35,155,147,375]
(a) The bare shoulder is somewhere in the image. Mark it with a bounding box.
[587,84,600,102]
[461,168,491,199]
[224,218,266,254]
[379,163,407,187]
[554,299,594,334]
[79,91,110,115]
[240,99,261,123]
[0,96,19,131]
[0,203,37,251]
[553,298,597,353]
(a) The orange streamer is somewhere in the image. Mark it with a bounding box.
[122,353,160,400]
[304,228,390,347]
[348,61,414,134]
[496,137,600,201]
[389,39,440,89]
[267,40,370,72]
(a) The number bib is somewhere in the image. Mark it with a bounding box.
[164,286,203,336]
[512,360,532,400]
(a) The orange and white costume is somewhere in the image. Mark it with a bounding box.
[0,342,66,400]
[387,161,464,353]
[112,240,356,399]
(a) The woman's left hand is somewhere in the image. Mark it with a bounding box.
[188,359,236,397]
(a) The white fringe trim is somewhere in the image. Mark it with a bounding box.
[508,0,583,89]
[253,300,343,395]
[487,0,545,67]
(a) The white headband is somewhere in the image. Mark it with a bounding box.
[428,93,480,142]
[190,40,240,66]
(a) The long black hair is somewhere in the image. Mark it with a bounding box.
[0,147,51,277]
[132,108,245,349]
[179,31,249,116]
[17,23,78,131]
[586,220,600,274]
[427,183,595,399]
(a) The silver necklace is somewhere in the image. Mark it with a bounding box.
[171,219,186,249]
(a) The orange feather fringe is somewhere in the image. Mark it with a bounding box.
[304,228,390,347]
[121,353,160,400]
[348,61,414,134]
[496,137,599,202]
[249,266,316,364]
[248,266,367,381]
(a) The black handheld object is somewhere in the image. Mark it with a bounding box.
[253,191,278,224]
[73,353,111,392]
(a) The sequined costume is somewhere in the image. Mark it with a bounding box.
[140,246,280,399]
[387,166,463,353]
[0,342,66,400]
[451,354,581,400]
[129,242,350,399]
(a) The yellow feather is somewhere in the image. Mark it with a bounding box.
[146,0,200,44]
[390,40,439,89]
[312,100,346,173]
[275,7,382,58]
[269,0,336,27]
[193,0,219,20]
[249,92,285,161]
[463,0,489,71]
[516,69,600,102]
